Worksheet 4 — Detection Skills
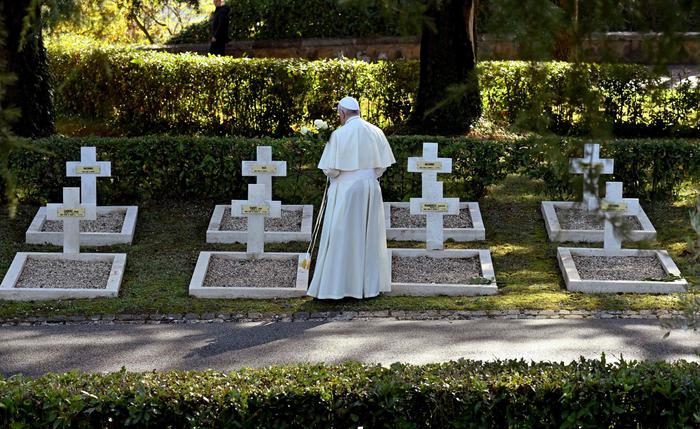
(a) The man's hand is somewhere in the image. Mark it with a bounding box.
[211,37,217,42]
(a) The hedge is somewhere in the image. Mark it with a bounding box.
[168,0,405,44]
[0,359,698,428]
[48,40,700,138]
[5,136,699,206]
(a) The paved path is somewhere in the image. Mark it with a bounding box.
[1,319,697,376]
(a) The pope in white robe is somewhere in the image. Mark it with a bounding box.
[307,96,396,299]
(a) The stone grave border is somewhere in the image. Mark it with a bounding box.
[384,201,485,242]
[386,248,497,296]
[557,247,687,293]
[0,252,126,301]
[206,204,313,244]
[26,206,139,246]
[0,308,686,326]
[189,251,310,298]
[541,201,656,243]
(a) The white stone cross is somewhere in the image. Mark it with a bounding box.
[66,147,111,205]
[46,187,97,254]
[242,146,287,201]
[410,179,460,250]
[601,182,640,250]
[232,184,282,254]
[408,142,453,192]
[569,143,614,210]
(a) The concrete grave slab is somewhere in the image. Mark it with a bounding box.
[4,188,127,301]
[557,247,687,293]
[541,201,656,243]
[206,204,312,244]
[386,248,497,296]
[385,201,485,242]
[26,206,139,246]
[0,252,126,301]
[189,252,310,298]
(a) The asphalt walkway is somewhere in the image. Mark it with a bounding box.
[0,318,697,376]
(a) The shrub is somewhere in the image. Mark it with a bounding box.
[6,136,514,205]
[49,40,417,136]
[48,40,700,138]
[169,0,405,44]
[0,359,698,428]
[478,61,700,138]
[5,136,698,206]
[517,137,700,201]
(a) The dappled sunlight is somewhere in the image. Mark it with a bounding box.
[1,319,697,376]
[667,242,688,254]
[489,243,537,257]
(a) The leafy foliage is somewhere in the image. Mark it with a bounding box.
[46,0,205,44]
[4,135,697,207]
[169,0,411,43]
[0,359,698,428]
[520,138,700,201]
[48,41,700,138]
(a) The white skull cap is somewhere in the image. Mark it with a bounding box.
[338,96,360,111]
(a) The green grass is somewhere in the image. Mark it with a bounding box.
[0,175,697,318]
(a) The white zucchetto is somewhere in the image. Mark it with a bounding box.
[338,96,360,111]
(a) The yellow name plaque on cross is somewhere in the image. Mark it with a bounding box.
[58,208,86,217]
[252,164,277,174]
[76,166,102,174]
[416,161,443,170]
[421,202,449,213]
[242,205,270,215]
[601,202,628,211]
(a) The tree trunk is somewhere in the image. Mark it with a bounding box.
[408,0,481,135]
[0,0,55,138]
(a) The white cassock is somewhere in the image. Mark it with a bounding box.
[307,115,396,299]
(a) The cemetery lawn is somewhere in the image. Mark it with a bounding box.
[0,175,697,319]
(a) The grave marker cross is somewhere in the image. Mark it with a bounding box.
[46,187,97,254]
[601,182,640,250]
[242,146,287,201]
[66,147,112,205]
[231,184,281,254]
[407,142,453,191]
[570,143,614,210]
[408,142,459,250]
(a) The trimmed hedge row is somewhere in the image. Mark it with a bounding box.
[48,40,700,137]
[6,136,699,205]
[0,359,698,427]
[168,0,405,44]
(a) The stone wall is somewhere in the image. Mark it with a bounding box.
[148,33,700,64]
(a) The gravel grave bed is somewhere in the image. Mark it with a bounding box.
[15,258,112,289]
[42,210,126,233]
[392,256,482,284]
[203,256,298,288]
[391,207,473,229]
[572,255,667,281]
[555,207,642,230]
[220,207,302,232]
